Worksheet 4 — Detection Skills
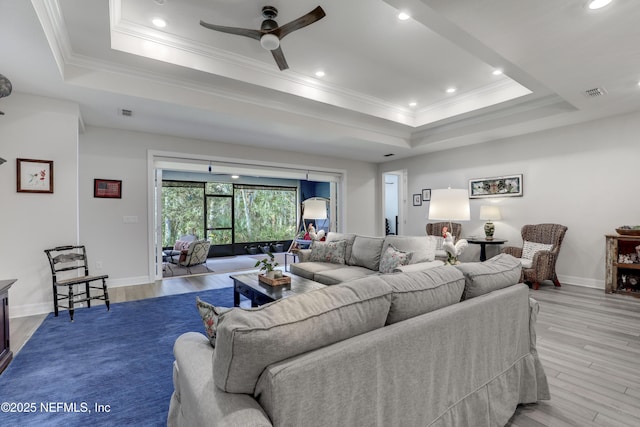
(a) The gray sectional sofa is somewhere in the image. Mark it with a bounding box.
[290,232,444,284]
[168,254,550,427]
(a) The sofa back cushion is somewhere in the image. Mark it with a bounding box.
[349,236,385,270]
[326,232,357,261]
[382,266,465,324]
[382,235,437,264]
[456,253,522,300]
[213,276,392,394]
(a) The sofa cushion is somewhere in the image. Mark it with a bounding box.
[382,235,437,263]
[314,266,379,285]
[456,253,522,300]
[382,266,465,324]
[213,277,393,394]
[289,262,344,280]
[196,297,229,348]
[309,240,347,264]
[379,245,413,273]
[326,232,357,261]
[349,236,385,270]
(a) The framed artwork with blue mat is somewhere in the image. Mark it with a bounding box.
[0,287,240,426]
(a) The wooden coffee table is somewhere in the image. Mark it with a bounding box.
[230,272,326,307]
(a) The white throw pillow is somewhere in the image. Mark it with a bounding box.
[522,241,553,260]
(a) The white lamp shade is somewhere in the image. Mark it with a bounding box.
[303,198,327,220]
[479,205,502,221]
[260,34,280,51]
[427,189,470,221]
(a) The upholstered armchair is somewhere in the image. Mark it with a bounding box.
[426,222,462,262]
[502,223,568,290]
[169,239,212,273]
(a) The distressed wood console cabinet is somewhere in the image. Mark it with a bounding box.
[605,234,640,297]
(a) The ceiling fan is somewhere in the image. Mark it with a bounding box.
[200,5,326,71]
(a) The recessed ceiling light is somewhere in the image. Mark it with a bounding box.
[446,87,456,94]
[152,17,166,28]
[231,175,240,179]
[587,0,612,10]
[398,12,410,21]
[409,101,417,107]
[492,69,503,75]
[315,70,325,78]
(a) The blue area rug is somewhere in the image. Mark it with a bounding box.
[0,287,239,427]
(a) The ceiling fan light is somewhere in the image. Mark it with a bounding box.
[260,34,280,51]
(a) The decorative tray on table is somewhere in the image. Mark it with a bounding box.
[616,226,640,236]
[258,274,291,286]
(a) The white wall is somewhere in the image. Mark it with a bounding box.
[2,121,377,317]
[0,93,81,317]
[78,126,379,288]
[381,110,640,288]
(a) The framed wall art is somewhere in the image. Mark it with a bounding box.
[469,174,523,199]
[94,179,122,199]
[413,194,422,206]
[421,188,431,201]
[17,158,54,193]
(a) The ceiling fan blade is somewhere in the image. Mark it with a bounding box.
[271,46,289,71]
[200,20,263,41]
[272,6,325,39]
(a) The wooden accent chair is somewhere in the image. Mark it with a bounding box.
[502,224,568,290]
[44,245,110,321]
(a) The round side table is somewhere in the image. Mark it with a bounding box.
[466,238,507,261]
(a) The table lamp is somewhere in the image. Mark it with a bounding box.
[427,188,471,237]
[479,205,501,240]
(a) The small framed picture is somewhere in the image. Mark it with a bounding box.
[413,194,422,206]
[422,188,431,201]
[94,179,122,198]
[17,158,54,193]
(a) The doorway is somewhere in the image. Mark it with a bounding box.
[383,169,407,236]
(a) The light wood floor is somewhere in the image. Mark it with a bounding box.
[8,274,640,427]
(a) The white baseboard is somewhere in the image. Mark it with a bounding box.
[557,274,604,289]
[10,301,53,318]
[107,276,153,288]
[10,275,154,318]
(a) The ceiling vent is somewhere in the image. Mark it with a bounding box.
[584,87,607,98]
[119,108,133,117]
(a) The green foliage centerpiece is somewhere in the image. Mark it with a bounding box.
[255,252,282,280]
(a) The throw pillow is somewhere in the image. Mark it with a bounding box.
[522,241,553,260]
[309,239,347,264]
[379,245,413,273]
[174,240,190,251]
[196,297,228,348]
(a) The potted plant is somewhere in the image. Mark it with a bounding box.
[255,252,282,279]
